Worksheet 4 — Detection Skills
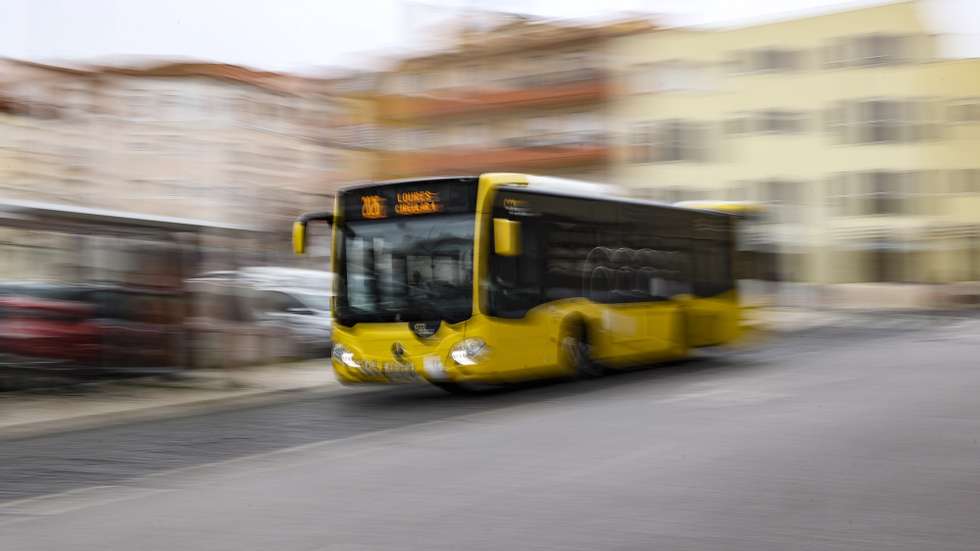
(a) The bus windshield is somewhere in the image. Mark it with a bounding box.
[337,214,474,325]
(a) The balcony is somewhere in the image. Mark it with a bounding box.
[379,68,609,121]
[379,133,609,178]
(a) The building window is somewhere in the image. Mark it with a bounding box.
[823,34,916,68]
[637,60,715,92]
[756,110,806,134]
[629,122,656,163]
[824,102,846,142]
[951,169,980,195]
[630,120,708,163]
[869,239,907,283]
[828,98,941,144]
[759,180,802,223]
[660,120,693,162]
[867,171,905,215]
[727,111,806,135]
[948,98,980,123]
[856,34,907,66]
[730,48,802,74]
[861,100,902,143]
[830,171,912,216]
[827,173,848,215]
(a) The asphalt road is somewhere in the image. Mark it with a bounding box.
[1,316,979,550]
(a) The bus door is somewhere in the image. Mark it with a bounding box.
[686,215,738,346]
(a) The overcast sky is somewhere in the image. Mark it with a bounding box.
[1,0,976,72]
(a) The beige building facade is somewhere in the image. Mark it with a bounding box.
[610,1,979,287]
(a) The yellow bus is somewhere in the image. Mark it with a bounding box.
[293,173,744,392]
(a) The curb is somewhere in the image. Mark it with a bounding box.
[0,382,338,442]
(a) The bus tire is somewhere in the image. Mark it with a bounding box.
[675,313,689,357]
[560,321,603,379]
[431,381,479,395]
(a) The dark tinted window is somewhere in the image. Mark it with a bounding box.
[487,190,734,318]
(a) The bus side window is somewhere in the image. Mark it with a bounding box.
[543,220,598,302]
[618,204,692,302]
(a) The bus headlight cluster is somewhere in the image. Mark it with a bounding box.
[450,338,489,366]
[332,343,362,369]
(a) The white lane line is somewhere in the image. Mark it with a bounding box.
[0,485,172,525]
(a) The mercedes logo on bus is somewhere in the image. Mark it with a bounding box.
[391,342,406,361]
[411,320,440,339]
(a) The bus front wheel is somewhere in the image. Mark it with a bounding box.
[560,322,602,379]
[431,381,477,394]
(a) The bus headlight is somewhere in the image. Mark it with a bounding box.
[450,338,488,366]
[332,343,362,369]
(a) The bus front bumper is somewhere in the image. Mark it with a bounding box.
[332,354,462,385]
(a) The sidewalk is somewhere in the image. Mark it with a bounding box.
[754,307,847,333]
[753,306,979,335]
[0,359,337,440]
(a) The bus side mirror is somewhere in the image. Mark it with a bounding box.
[293,211,334,256]
[292,221,308,255]
[493,218,521,257]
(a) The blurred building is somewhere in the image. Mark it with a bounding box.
[0,59,373,278]
[610,1,980,289]
[310,71,382,184]
[373,15,651,181]
[0,60,357,229]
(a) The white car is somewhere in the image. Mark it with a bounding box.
[252,288,332,357]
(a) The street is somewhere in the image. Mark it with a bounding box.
[1,317,979,550]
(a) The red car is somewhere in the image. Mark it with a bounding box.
[0,284,181,369]
[0,292,101,364]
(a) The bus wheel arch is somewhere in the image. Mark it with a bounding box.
[558,314,603,379]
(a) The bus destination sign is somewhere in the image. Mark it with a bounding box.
[342,178,479,221]
[395,190,441,216]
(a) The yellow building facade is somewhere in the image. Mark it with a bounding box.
[610,1,979,287]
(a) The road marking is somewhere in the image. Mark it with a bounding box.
[658,388,789,406]
[0,485,172,525]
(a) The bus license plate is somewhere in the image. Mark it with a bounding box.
[382,362,420,383]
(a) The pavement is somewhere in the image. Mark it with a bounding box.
[0,359,336,440]
[0,311,978,549]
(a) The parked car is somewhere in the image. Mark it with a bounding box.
[251,287,332,357]
[0,283,181,369]
[189,267,332,293]
[0,284,100,366]
[238,267,332,291]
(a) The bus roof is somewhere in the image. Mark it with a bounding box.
[672,201,766,216]
[335,174,737,217]
[495,175,733,216]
